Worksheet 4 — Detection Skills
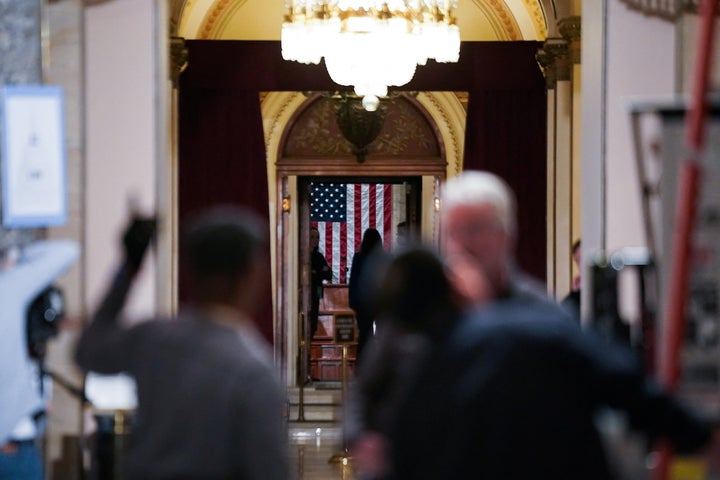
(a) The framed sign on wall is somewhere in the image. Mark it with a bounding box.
[1,85,67,228]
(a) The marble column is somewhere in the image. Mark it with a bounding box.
[160,35,188,317]
[43,1,85,477]
[0,0,42,249]
[538,15,582,299]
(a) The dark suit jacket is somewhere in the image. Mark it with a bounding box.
[390,301,712,480]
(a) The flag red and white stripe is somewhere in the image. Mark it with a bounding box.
[312,183,392,283]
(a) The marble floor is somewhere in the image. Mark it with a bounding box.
[286,419,720,480]
[289,422,356,480]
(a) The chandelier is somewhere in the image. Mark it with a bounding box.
[281,1,460,110]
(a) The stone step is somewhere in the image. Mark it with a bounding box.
[288,404,341,422]
[288,421,343,444]
[286,384,350,422]
[287,384,344,404]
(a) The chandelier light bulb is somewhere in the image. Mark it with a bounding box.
[362,95,380,111]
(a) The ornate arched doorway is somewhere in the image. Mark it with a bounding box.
[272,92,449,389]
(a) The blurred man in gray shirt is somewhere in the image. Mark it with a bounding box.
[75,207,288,480]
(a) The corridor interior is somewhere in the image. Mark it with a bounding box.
[285,418,720,480]
[289,422,353,480]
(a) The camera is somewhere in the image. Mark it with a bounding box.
[26,285,65,360]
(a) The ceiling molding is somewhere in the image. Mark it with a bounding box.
[473,0,522,41]
[198,0,245,39]
[416,92,466,178]
[182,0,547,42]
[170,0,190,36]
[522,0,548,39]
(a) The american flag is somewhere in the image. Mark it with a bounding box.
[311,182,393,283]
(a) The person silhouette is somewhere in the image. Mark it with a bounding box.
[309,227,331,341]
[349,228,389,364]
[75,208,288,480]
[560,239,582,322]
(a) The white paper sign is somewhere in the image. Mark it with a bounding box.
[1,85,67,227]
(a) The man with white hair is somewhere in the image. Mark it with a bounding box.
[388,172,718,480]
[441,170,555,306]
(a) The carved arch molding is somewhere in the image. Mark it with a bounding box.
[263,92,465,178]
[171,1,545,41]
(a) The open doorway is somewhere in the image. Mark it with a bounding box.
[271,92,451,395]
[297,176,422,387]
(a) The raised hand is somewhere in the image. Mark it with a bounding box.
[122,215,157,271]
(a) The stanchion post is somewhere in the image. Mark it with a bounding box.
[298,312,306,422]
[328,312,356,466]
[298,445,305,479]
[329,344,351,465]
[113,410,129,480]
[341,345,348,413]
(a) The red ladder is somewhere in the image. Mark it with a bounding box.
[655,1,719,478]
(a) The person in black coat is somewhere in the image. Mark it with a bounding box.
[346,247,470,480]
[349,228,388,364]
[309,227,332,340]
[560,239,582,322]
[389,299,718,480]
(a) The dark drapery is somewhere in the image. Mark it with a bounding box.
[463,87,547,282]
[178,87,274,342]
[179,40,547,343]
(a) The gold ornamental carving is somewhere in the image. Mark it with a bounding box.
[422,92,463,176]
[284,95,438,159]
[521,0,548,39]
[472,0,522,41]
[170,0,190,36]
[558,16,581,64]
[198,0,240,39]
[537,39,570,89]
[263,92,304,152]
[170,36,188,88]
[286,98,352,157]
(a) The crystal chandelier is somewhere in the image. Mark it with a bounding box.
[281,1,460,110]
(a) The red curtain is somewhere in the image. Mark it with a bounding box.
[178,88,274,342]
[179,40,547,343]
[463,87,547,281]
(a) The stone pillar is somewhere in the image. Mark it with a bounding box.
[559,16,582,64]
[538,38,571,297]
[2,1,86,478]
[536,44,558,294]
[44,1,85,477]
[0,0,43,250]
[160,35,188,317]
[560,15,583,297]
[153,0,173,318]
[539,16,582,299]
[0,0,41,82]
